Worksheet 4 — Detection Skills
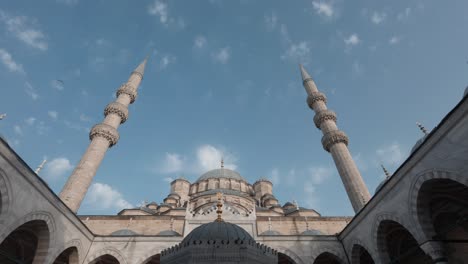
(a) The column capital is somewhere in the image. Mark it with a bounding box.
[321,130,349,152]
[89,123,120,147]
[116,83,137,104]
[313,110,337,129]
[104,102,129,123]
[420,241,448,263]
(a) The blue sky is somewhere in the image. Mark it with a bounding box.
[0,0,467,216]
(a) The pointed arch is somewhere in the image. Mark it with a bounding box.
[140,253,161,264]
[49,239,83,264]
[351,243,375,264]
[0,219,50,264]
[87,247,127,264]
[311,246,346,264]
[52,246,79,264]
[273,246,303,264]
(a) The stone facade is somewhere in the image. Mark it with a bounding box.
[0,60,467,264]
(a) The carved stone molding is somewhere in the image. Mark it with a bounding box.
[104,102,129,123]
[307,91,327,108]
[313,110,337,128]
[321,130,349,152]
[116,83,137,104]
[89,123,120,147]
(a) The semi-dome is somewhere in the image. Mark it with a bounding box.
[410,135,427,154]
[301,229,323,235]
[375,178,389,193]
[181,221,253,245]
[260,230,282,236]
[157,230,181,236]
[196,168,246,182]
[111,229,139,236]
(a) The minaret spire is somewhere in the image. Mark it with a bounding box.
[416,122,429,136]
[381,164,391,178]
[299,64,370,212]
[59,56,150,213]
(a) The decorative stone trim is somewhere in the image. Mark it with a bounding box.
[104,102,129,123]
[321,130,349,152]
[89,123,119,147]
[132,70,143,80]
[313,110,337,129]
[307,91,327,108]
[116,83,137,104]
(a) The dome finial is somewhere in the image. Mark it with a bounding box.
[220,157,224,168]
[215,192,224,222]
[381,164,391,178]
[416,122,429,136]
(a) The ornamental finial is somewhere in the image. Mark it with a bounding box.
[268,217,272,231]
[35,159,47,174]
[215,192,224,222]
[416,122,429,136]
[221,158,224,168]
[381,164,391,178]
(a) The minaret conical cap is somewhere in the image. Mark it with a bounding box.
[133,55,149,78]
[299,64,312,81]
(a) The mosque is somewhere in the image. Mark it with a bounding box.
[0,56,467,263]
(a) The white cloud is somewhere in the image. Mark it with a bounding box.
[397,7,411,21]
[25,82,39,100]
[196,144,236,172]
[389,36,400,45]
[161,153,184,173]
[308,166,334,184]
[159,54,176,69]
[376,142,405,166]
[56,0,79,5]
[352,61,364,75]
[148,0,169,24]
[312,1,334,18]
[264,12,278,31]
[303,181,319,209]
[48,111,58,120]
[13,125,22,136]
[194,35,207,48]
[51,80,64,90]
[44,157,73,180]
[0,49,24,73]
[344,34,360,46]
[79,114,92,122]
[64,120,88,133]
[84,182,132,210]
[371,11,387,24]
[25,117,36,126]
[0,11,47,51]
[212,47,231,64]
[163,177,174,183]
[281,41,311,63]
[269,168,280,185]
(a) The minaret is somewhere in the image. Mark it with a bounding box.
[59,57,149,212]
[299,64,370,212]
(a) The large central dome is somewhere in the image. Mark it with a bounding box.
[196,168,246,182]
[181,221,253,244]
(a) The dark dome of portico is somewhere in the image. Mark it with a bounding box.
[196,168,246,182]
[181,221,253,245]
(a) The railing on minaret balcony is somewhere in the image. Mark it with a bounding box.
[299,64,370,213]
[59,56,149,213]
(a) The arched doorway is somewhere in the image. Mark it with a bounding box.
[278,252,296,264]
[377,220,431,263]
[417,179,468,261]
[314,252,342,264]
[142,254,160,264]
[0,220,50,264]
[89,254,120,264]
[53,246,79,264]
[351,244,374,264]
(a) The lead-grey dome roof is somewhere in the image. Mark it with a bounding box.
[260,230,282,236]
[196,168,246,182]
[181,221,253,245]
[111,229,139,236]
[157,230,181,236]
[301,229,323,235]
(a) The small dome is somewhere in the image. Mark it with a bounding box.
[157,230,181,236]
[282,202,295,208]
[375,178,389,193]
[410,136,427,154]
[197,168,246,182]
[111,229,139,236]
[301,229,323,235]
[464,86,468,97]
[181,221,253,245]
[260,230,282,236]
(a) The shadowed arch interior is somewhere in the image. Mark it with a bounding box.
[89,254,120,264]
[142,253,160,264]
[0,220,50,264]
[377,220,431,263]
[53,246,79,264]
[313,252,342,264]
[351,244,374,264]
[417,178,468,261]
[278,252,296,264]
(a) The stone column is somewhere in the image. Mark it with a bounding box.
[420,241,448,264]
[59,57,148,213]
[300,64,370,212]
